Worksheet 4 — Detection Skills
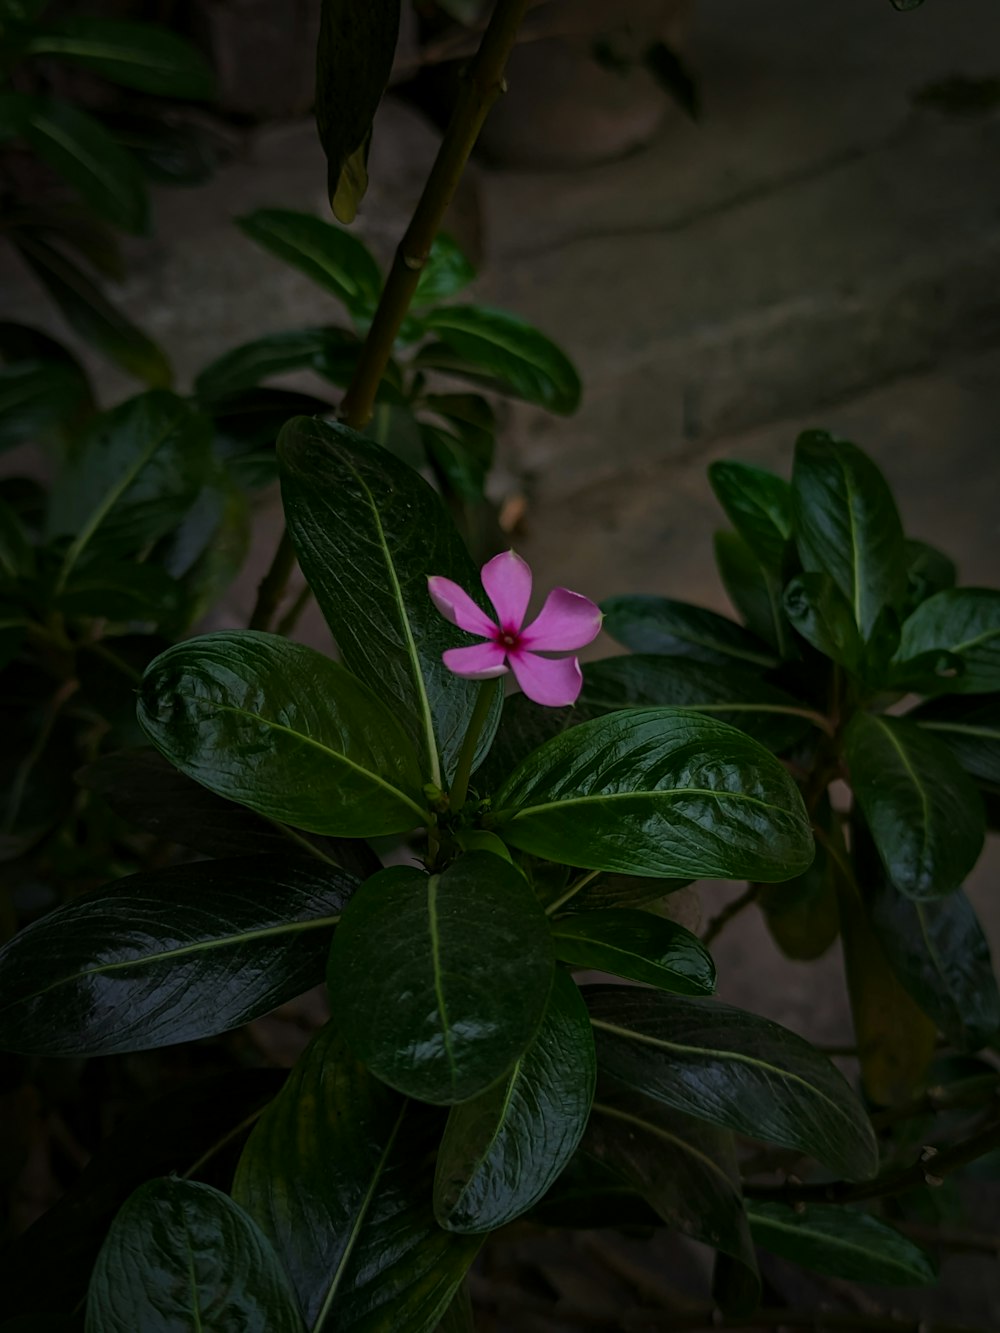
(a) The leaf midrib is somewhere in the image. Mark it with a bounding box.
[28,36,186,74]
[870,716,932,883]
[0,912,342,1014]
[427,875,458,1092]
[747,1211,922,1279]
[179,693,426,820]
[590,1016,866,1147]
[498,786,793,825]
[27,110,133,212]
[311,1102,407,1331]
[591,1101,737,1197]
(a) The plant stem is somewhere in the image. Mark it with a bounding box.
[701,884,758,945]
[249,528,297,632]
[340,0,533,429]
[545,868,601,916]
[276,581,313,637]
[449,680,496,813]
[247,0,532,633]
[744,1116,1000,1206]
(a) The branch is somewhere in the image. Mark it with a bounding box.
[744,1116,1000,1206]
[701,884,758,945]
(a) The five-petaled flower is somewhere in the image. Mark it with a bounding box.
[427,551,602,707]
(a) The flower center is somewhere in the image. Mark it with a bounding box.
[497,629,520,650]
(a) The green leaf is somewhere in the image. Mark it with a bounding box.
[0,1069,284,1323]
[138,631,427,837]
[420,421,491,504]
[433,969,595,1232]
[55,557,181,623]
[0,497,34,587]
[419,306,581,414]
[315,0,400,222]
[47,390,209,584]
[585,1092,759,1313]
[329,854,554,1104]
[601,594,779,668]
[792,430,906,638]
[491,708,814,881]
[708,460,792,571]
[157,465,251,632]
[903,538,956,612]
[559,872,692,913]
[0,854,357,1056]
[845,711,984,900]
[100,110,217,185]
[16,95,148,233]
[234,1023,479,1333]
[279,416,502,786]
[783,572,863,669]
[713,529,792,656]
[894,589,1000,694]
[238,208,383,319]
[79,747,380,877]
[587,986,878,1179]
[27,19,215,98]
[551,910,715,995]
[85,1178,302,1333]
[577,653,813,752]
[746,1202,936,1286]
[433,1284,474,1333]
[13,236,171,384]
[413,233,476,307]
[759,795,839,962]
[867,880,1000,1052]
[0,359,91,451]
[196,326,362,402]
[911,695,1000,784]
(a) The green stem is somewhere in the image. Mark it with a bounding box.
[449,681,496,813]
[339,0,533,429]
[700,883,758,945]
[247,0,532,633]
[545,869,601,916]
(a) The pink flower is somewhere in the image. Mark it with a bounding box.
[427,551,602,708]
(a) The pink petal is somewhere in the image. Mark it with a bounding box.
[428,576,497,637]
[520,588,603,652]
[442,642,510,680]
[509,650,583,707]
[481,550,532,633]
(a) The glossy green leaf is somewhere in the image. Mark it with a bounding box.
[552,910,715,995]
[783,572,863,669]
[420,306,581,414]
[13,236,171,385]
[421,421,491,504]
[708,460,792,571]
[329,854,554,1104]
[195,326,362,402]
[894,589,1000,694]
[845,712,984,900]
[0,359,91,451]
[238,209,383,319]
[235,1023,480,1332]
[0,854,357,1056]
[601,594,779,668]
[55,557,181,623]
[28,19,215,98]
[746,1202,936,1286]
[713,529,793,656]
[434,969,594,1232]
[585,1092,759,1312]
[491,708,814,881]
[903,538,956,612]
[209,387,334,467]
[433,1283,474,1333]
[587,985,878,1179]
[17,95,148,233]
[792,431,906,638]
[560,872,692,913]
[158,465,251,632]
[79,747,380,877]
[413,233,476,307]
[138,631,426,837]
[316,0,400,221]
[759,795,839,962]
[279,416,501,785]
[0,1069,284,1323]
[577,653,813,752]
[47,390,209,584]
[867,880,1000,1052]
[85,1178,302,1333]
[911,695,1000,784]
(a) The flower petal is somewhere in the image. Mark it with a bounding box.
[442,642,510,680]
[428,576,497,637]
[520,587,603,652]
[481,550,532,633]
[509,650,583,707]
